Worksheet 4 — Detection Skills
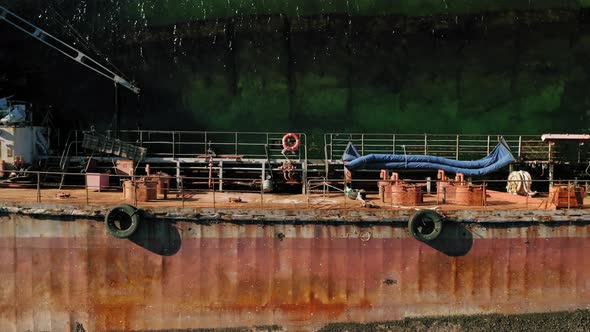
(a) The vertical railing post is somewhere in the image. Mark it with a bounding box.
[487,135,491,154]
[261,161,265,209]
[343,187,347,209]
[133,175,138,207]
[212,178,216,210]
[172,131,176,159]
[85,173,89,205]
[307,180,311,208]
[483,181,487,208]
[329,133,333,160]
[75,130,79,156]
[181,176,185,208]
[36,172,41,203]
[324,144,330,178]
[218,160,223,191]
[518,136,522,158]
[361,134,364,156]
[568,180,571,210]
[455,135,460,160]
[424,134,428,155]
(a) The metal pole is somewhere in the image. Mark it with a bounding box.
[307,180,310,208]
[133,175,137,207]
[549,163,554,188]
[568,180,571,210]
[85,174,89,205]
[261,162,265,209]
[218,160,223,191]
[172,132,176,159]
[113,83,119,139]
[483,181,487,207]
[181,176,185,208]
[36,172,41,203]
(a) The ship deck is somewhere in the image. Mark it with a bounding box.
[0,187,585,212]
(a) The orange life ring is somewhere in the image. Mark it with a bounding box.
[282,133,301,152]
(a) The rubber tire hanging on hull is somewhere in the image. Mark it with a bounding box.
[105,204,141,238]
[408,209,444,242]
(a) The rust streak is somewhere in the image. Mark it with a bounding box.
[0,217,589,330]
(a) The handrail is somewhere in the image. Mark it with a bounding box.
[68,130,308,162]
[58,131,75,170]
[324,133,548,162]
[2,169,586,212]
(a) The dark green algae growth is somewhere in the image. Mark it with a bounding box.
[4,1,590,138]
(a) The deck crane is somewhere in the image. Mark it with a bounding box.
[0,4,140,94]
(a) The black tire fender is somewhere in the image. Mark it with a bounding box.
[408,209,444,242]
[105,204,141,238]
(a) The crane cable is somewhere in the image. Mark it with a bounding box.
[42,3,131,84]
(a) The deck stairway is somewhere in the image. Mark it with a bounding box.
[81,132,146,161]
[42,156,69,189]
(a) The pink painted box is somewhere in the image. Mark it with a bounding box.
[86,173,110,191]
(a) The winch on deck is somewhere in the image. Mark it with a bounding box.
[378,170,424,206]
[436,171,487,206]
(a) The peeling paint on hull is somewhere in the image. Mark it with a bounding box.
[0,215,589,331]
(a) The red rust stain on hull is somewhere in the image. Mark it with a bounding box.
[0,220,589,330]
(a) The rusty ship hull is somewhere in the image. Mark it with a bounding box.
[0,204,589,331]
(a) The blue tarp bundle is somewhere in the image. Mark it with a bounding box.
[343,139,515,176]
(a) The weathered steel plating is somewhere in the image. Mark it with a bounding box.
[0,210,588,331]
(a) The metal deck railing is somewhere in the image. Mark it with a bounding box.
[324,133,550,163]
[68,130,307,162]
[1,170,588,212]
